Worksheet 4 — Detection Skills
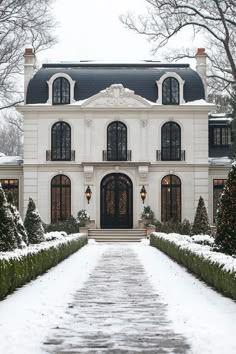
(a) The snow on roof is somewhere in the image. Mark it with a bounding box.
[183,99,214,105]
[209,157,232,166]
[0,155,23,166]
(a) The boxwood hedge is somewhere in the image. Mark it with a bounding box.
[0,234,87,300]
[150,233,236,300]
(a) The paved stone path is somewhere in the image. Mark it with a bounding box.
[43,244,190,353]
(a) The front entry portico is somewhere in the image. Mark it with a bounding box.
[100,173,133,229]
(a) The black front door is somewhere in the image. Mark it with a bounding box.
[101,173,133,229]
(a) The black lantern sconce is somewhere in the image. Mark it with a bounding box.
[85,185,92,204]
[140,185,147,204]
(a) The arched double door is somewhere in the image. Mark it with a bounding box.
[100,173,133,229]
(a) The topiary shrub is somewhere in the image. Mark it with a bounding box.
[7,192,28,247]
[24,198,44,244]
[45,216,80,235]
[0,186,18,251]
[191,196,211,236]
[215,162,236,255]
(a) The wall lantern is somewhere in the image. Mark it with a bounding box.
[140,185,147,204]
[85,185,92,204]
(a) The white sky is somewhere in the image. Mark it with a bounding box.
[39,0,203,67]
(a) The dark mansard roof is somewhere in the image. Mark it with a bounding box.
[26,62,205,104]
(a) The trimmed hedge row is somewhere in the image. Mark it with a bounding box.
[0,235,87,300]
[150,233,236,300]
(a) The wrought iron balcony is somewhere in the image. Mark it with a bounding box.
[102,150,132,161]
[46,150,75,161]
[156,150,185,161]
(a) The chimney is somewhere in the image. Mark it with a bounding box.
[195,48,207,99]
[24,48,35,103]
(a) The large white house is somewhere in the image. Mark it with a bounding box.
[0,48,232,227]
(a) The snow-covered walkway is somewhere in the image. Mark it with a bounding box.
[0,241,236,354]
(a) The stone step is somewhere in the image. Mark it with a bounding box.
[88,229,147,242]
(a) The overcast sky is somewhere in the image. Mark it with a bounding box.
[38,0,204,68]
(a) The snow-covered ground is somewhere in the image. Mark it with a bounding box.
[0,240,236,354]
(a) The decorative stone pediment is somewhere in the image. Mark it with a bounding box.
[81,84,152,108]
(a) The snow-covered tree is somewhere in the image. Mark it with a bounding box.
[192,196,211,236]
[7,192,28,248]
[24,198,44,244]
[0,186,18,251]
[215,163,236,255]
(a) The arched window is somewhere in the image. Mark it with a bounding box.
[161,122,181,160]
[161,175,181,222]
[51,122,71,161]
[51,175,71,223]
[53,77,70,104]
[107,121,127,161]
[162,77,179,105]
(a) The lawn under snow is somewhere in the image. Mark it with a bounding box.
[0,241,236,354]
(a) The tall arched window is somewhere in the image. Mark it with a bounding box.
[51,122,71,161]
[161,175,181,222]
[162,77,179,105]
[51,175,71,223]
[107,121,127,161]
[53,77,70,104]
[161,122,181,160]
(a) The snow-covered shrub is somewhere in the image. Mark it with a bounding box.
[7,192,28,248]
[45,216,80,235]
[191,235,215,246]
[141,205,155,226]
[191,196,211,235]
[24,198,44,244]
[155,219,191,235]
[150,232,236,300]
[0,186,18,252]
[0,234,88,300]
[44,231,67,241]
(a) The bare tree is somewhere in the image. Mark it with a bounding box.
[0,122,23,156]
[0,0,56,110]
[120,0,236,94]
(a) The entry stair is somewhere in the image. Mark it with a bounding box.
[88,229,147,242]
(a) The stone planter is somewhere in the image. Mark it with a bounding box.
[146,227,156,238]
[79,226,89,235]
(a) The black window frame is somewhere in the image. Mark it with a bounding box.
[107,121,128,161]
[212,127,231,146]
[52,77,70,105]
[0,179,19,209]
[161,175,181,222]
[51,174,71,223]
[213,179,227,223]
[51,121,71,161]
[161,122,181,160]
[162,77,180,105]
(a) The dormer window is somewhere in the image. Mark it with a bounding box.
[53,77,70,105]
[162,77,179,105]
[47,73,75,105]
[156,72,185,105]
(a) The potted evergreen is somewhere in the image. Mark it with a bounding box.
[77,209,90,234]
[140,205,156,237]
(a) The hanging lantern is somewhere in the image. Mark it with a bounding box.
[140,185,147,204]
[85,185,92,204]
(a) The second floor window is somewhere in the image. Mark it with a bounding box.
[162,77,179,105]
[53,77,70,104]
[161,122,181,160]
[213,127,231,145]
[51,122,71,161]
[107,121,127,161]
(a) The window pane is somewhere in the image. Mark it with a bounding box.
[163,78,179,105]
[0,179,19,209]
[107,122,127,161]
[51,122,71,161]
[51,175,71,223]
[162,122,181,160]
[53,78,70,105]
[161,175,181,222]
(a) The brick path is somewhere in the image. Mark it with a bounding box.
[43,244,190,353]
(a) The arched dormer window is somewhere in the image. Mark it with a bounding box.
[107,121,127,161]
[51,174,71,223]
[47,73,75,104]
[161,174,181,222]
[51,121,71,161]
[156,72,185,104]
[161,122,181,160]
[53,77,70,104]
[162,77,179,105]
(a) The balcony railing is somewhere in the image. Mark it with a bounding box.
[103,150,132,161]
[46,150,75,161]
[156,150,185,161]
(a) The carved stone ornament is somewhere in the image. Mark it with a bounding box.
[85,119,92,127]
[138,166,149,183]
[84,166,94,184]
[81,84,152,108]
[140,119,148,128]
